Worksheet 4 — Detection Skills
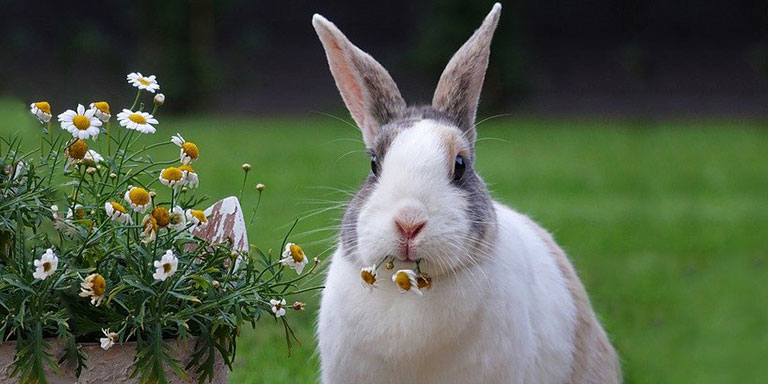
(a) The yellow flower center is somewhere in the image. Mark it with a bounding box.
[181,142,199,160]
[163,262,172,273]
[92,101,110,114]
[72,115,91,130]
[128,187,150,206]
[289,244,305,263]
[129,113,147,124]
[74,207,86,218]
[151,206,170,227]
[179,164,195,174]
[110,202,127,214]
[90,274,106,297]
[43,261,52,272]
[394,272,412,291]
[361,270,376,285]
[161,167,183,182]
[68,140,88,160]
[190,209,207,223]
[35,101,51,114]
[138,78,151,86]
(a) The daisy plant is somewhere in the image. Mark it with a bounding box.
[0,73,321,383]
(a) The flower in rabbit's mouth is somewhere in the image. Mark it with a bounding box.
[124,186,151,213]
[153,250,178,281]
[80,273,107,306]
[270,299,286,318]
[127,72,160,93]
[185,209,208,231]
[105,201,132,224]
[140,215,158,244]
[280,243,308,274]
[100,328,119,351]
[30,101,52,123]
[159,166,186,188]
[392,269,422,296]
[89,101,111,123]
[171,133,199,164]
[168,206,187,231]
[117,109,158,134]
[179,164,199,188]
[360,265,377,290]
[416,273,433,290]
[59,104,102,140]
[33,248,59,281]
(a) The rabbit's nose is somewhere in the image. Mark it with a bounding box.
[394,218,426,241]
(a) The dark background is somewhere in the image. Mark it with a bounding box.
[2,0,768,117]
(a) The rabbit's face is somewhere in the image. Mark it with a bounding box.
[347,117,493,272]
[313,4,502,274]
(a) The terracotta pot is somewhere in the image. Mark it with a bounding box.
[0,337,227,383]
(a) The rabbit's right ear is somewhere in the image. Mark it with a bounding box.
[313,14,406,147]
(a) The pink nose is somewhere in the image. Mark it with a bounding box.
[395,218,426,241]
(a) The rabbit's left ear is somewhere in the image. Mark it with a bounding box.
[432,3,501,142]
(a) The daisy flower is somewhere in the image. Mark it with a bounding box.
[80,273,107,306]
[170,133,199,164]
[140,215,158,244]
[89,101,111,122]
[153,250,178,281]
[51,205,61,220]
[159,166,186,188]
[33,248,58,280]
[179,164,199,188]
[270,299,286,318]
[100,329,119,351]
[185,209,208,231]
[392,269,422,296]
[29,101,52,123]
[83,149,104,166]
[360,265,377,290]
[67,204,86,220]
[151,206,170,228]
[117,109,158,134]
[104,201,132,224]
[280,243,308,274]
[124,186,151,213]
[168,206,186,231]
[58,104,102,140]
[127,72,160,93]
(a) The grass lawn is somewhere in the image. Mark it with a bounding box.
[2,99,767,383]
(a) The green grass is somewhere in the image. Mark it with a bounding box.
[2,99,767,383]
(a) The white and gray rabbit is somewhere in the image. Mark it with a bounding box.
[312,3,620,383]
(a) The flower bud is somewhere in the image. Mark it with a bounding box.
[149,190,157,198]
[212,280,220,289]
[153,93,165,106]
[292,301,306,311]
[86,167,97,175]
[256,183,265,191]
[242,163,251,172]
[385,261,395,270]
[181,186,188,193]
[109,172,117,179]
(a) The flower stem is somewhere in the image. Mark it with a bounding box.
[130,89,141,110]
[238,170,249,203]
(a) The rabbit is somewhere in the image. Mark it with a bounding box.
[312,3,621,384]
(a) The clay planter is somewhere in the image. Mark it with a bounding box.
[0,337,227,383]
[0,197,249,383]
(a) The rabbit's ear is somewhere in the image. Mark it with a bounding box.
[432,3,501,142]
[313,14,406,147]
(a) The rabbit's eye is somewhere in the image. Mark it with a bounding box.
[371,155,379,176]
[453,155,466,181]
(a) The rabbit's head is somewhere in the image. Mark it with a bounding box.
[313,3,501,274]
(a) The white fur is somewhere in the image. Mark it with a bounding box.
[318,122,578,383]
